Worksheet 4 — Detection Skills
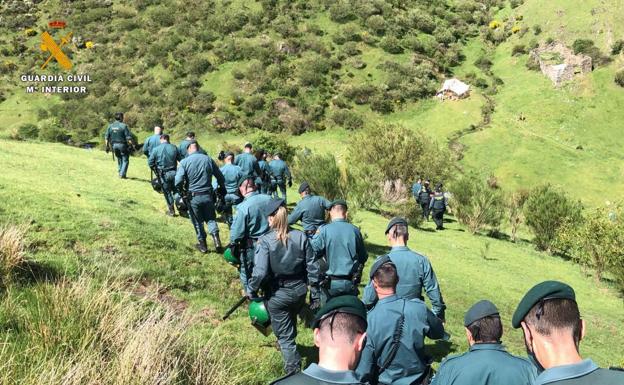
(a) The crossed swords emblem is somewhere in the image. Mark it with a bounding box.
[40,31,73,70]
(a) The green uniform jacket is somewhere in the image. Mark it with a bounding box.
[430,343,537,385]
[229,191,271,243]
[311,219,368,279]
[142,134,162,157]
[268,159,291,182]
[148,143,180,171]
[104,121,131,143]
[362,246,446,318]
[220,163,243,194]
[534,359,623,385]
[234,152,261,179]
[248,229,319,294]
[271,363,363,385]
[288,194,332,232]
[356,295,445,385]
[174,152,224,193]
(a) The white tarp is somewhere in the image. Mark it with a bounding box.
[438,78,470,96]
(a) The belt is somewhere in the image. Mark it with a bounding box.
[191,191,211,196]
[111,141,126,144]
[327,274,353,281]
[160,167,176,172]
[276,273,306,287]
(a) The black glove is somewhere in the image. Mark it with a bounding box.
[288,180,292,187]
[218,185,226,198]
[309,298,321,312]
[105,147,110,154]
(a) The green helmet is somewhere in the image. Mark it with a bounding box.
[249,299,271,336]
[223,247,240,266]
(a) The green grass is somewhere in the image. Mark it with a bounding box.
[0,138,622,384]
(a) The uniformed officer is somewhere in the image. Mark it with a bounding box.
[431,300,537,385]
[418,180,432,220]
[356,257,445,385]
[362,217,446,320]
[271,295,368,385]
[430,184,448,230]
[104,112,134,179]
[256,149,271,194]
[148,134,181,216]
[234,142,262,180]
[178,131,207,159]
[247,198,320,375]
[411,177,422,203]
[311,200,368,302]
[229,176,272,291]
[288,182,332,237]
[268,153,292,203]
[175,142,226,253]
[512,281,624,385]
[142,125,163,161]
[219,151,243,227]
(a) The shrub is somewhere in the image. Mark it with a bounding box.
[343,83,378,104]
[347,123,454,209]
[510,0,523,8]
[524,185,583,251]
[532,24,542,35]
[190,90,216,114]
[369,94,394,114]
[38,118,67,143]
[241,94,265,116]
[366,15,386,35]
[615,69,624,88]
[330,109,364,130]
[292,150,348,201]
[251,132,296,162]
[474,56,493,71]
[572,38,610,66]
[556,205,624,286]
[380,36,404,54]
[388,199,424,229]
[526,54,540,71]
[15,123,39,140]
[512,44,527,56]
[450,174,505,234]
[507,189,530,242]
[611,40,624,55]
[329,2,355,23]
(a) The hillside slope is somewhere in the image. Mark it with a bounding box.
[0,139,622,384]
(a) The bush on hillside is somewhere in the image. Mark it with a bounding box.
[556,205,624,287]
[532,24,542,35]
[526,54,540,71]
[347,123,454,209]
[251,132,296,162]
[0,224,27,289]
[572,38,610,66]
[615,69,624,88]
[380,36,404,54]
[292,150,348,201]
[38,119,67,143]
[450,174,505,234]
[330,109,364,130]
[329,2,355,23]
[507,189,530,242]
[512,44,527,56]
[15,123,39,140]
[474,56,493,71]
[524,185,583,251]
[611,40,624,55]
[388,199,424,229]
[369,94,394,114]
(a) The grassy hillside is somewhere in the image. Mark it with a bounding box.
[0,139,622,384]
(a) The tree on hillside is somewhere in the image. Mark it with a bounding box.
[346,123,454,209]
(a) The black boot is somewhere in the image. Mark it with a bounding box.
[167,205,175,216]
[196,239,208,253]
[212,233,223,253]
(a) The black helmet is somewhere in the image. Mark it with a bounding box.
[175,195,189,218]
[151,177,162,193]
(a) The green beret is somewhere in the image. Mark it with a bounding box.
[464,300,499,326]
[237,175,254,187]
[385,217,408,234]
[329,199,348,210]
[512,280,576,328]
[312,295,367,329]
[369,255,392,279]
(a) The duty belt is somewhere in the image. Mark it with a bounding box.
[276,273,306,287]
[111,141,126,144]
[160,167,176,172]
[191,191,211,196]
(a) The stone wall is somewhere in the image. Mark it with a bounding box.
[529,42,592,86]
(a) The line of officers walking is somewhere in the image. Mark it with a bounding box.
[105,115,622,385]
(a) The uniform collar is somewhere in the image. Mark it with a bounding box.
[245,191,259,199]
[536,359,599,385]
[303,363,360,384]
[469,343,506,352]
[390,246,410,251]
[377,294,399,305]
[332,218,347,223]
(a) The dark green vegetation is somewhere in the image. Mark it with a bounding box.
[0,0,501,143]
